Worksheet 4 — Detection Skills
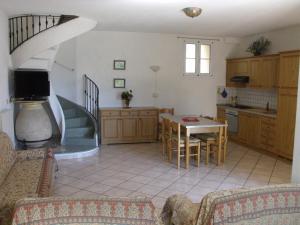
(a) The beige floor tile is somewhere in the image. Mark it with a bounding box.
[118,181,145,191]
[71,190,100,197]
[138,184,166,196]
[54,185,81,196]
[101,177,127,186]
[68,179,96,189]
[104,187,133,197]
[84,182,112,194]
[56,175,80,185]
[129,175,154,184]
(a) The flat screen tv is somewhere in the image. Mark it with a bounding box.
[14,70,50,100]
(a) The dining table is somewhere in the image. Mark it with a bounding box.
[161,114,226,169]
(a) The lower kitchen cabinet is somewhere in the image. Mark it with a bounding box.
[238,112,261,147]
[100,107,158,144]
[260,117,276,153]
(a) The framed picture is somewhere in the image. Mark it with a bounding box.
[113,60,126,70]
[114,78,126,88]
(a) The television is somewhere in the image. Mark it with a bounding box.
[14,70,50,100]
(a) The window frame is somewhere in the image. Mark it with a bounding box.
[183,40,212,76]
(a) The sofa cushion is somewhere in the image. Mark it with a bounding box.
[12,197,161,225]
[0,132,16,185]
[0,158,44,210]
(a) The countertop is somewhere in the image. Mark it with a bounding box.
[217,104,277,118]
[100,107,157,110]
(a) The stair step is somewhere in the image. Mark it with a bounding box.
[64,137,97,146]
[55,145,98,154]
[64,108,78,118]
[65,117,89,128]
[65,127,94,138]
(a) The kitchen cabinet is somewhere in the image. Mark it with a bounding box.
[217,107,225,120]
[100,107,158,144]
[226,55,279,88]
[260,117,276,153]
[276,88,297,159]
[278,51,300,88]
[226,59,249,87]
[238,112,261,146]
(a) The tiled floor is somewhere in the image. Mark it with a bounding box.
[54,141,292,210]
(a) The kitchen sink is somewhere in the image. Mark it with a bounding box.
[246,108,276,115]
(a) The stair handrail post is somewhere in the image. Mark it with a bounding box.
[83,74,100,145]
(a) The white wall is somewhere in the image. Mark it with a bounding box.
[230,25,300,183]
[75,31,237,116]
[51,39,77,102]
[0,10,14,141]
[231,25,300,57]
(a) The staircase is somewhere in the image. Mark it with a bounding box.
[9,14,98,156]
[57,96,98,153]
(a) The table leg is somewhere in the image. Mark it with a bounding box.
[217,127,223,166]
[185,130,190,169]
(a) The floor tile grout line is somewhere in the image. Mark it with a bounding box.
[241,151,262,187]
[268,158,278,185]
[215,146,250,190]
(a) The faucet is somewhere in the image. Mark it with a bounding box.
[266,102,270,111]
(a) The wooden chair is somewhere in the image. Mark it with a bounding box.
[197,118,228,165]
[169,121,201,169]
[162,117,171,159]
[159,108,174,141]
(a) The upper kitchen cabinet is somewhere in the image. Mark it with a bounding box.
[278,50,300,88]
[226,59,249,87]
[226,55,279,89]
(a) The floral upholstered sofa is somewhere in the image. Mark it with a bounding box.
[11,196,161,225]
[0,132,56,225]
[162,184,300,225]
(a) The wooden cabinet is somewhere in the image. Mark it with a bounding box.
[226,55,279,88]
[278,51,300,88]
[238,112,261,146]
[276,88,297,159]
[100,107,158,144]
[226,59,249,87]
[262,56,279,88]
[260,117,276,153]
[217,107,225,120]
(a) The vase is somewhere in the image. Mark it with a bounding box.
[124,99,130,108]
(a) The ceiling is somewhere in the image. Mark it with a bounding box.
[1,0,300,37]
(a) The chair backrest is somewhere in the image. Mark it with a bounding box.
[216,118,228,143]
[159,108,174,115]
[162,117,171,138]
[170,121,181,147]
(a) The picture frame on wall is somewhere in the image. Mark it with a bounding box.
[114,78,126,88]
[113,60,126,70]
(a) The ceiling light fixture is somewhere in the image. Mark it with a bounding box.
[182,7,202,18]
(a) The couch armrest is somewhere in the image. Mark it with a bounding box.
[16,148,53,161]
[12,197,161,225]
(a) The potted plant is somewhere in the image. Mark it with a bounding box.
[246,37,271,56]
[121,90,133,108]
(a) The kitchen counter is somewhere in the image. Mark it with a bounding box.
[217,104,277,118]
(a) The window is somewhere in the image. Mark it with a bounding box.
[184,42,211,75]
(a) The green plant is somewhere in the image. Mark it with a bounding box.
[121,90,133,101]
[246,37,271,56]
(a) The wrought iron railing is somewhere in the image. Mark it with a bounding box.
[9,14,78,54]
[83,74,100,124]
